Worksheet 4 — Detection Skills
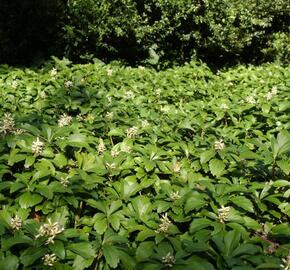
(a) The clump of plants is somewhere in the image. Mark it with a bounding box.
[0,58,289,269]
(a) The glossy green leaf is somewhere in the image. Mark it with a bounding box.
[18,192,43,209]
[67,242,95,259]
[209,159,225,177]
[230,196,254,213]
[103,243,120,268]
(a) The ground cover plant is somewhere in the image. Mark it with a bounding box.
[0,58,289,269]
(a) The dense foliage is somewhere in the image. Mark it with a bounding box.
[0,59,289,269]
[0,0,65,65]
[64,0,290,67]
[1,0,289,67]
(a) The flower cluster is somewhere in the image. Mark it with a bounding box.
[170,191,181,201]
[106,162,116,170]
[50,68,57,77]
[111,149,120,158]
[141,120,150,128]
[156,89,161,98]
[39,91,47,99]
[0,113,15,134]
[11,80,18,89]
[218,206,231,223]
[76,114,85,122]
[160,106,170,114]
[107,68,113,76]
[172,161,182,173]
[64,80,73,88]
[32,137,44,156]
[162,252,175,268]
[58,113,72,127]
[105,112,114,120]
[126,126,138,138]
[42,253,57,266]
[85,114,95,123]
[155,213,172,234]
[220,103,229,110]
[14,128,25,135]
[10,215,22,231]
[245,95,256,104]
[122,145,132,153]
[107,96,112,103]
[265,86,278,101]
[60,176,70,187]
[280,253,290,270]
[124,90,135,100]
[36,219,64,244]
[97,138,106,154]
[214,139,225,150]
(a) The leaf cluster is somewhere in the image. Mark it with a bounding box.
[0,59,289,269]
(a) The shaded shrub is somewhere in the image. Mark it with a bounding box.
[262,29,290,65]
[0,0,65,65]
[62,0,290,67]
[0,0,289,67]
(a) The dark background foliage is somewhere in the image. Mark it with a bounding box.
[0,0,289,68]
[0,0,66,66]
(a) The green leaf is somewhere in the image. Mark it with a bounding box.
[232,267,256,270]
[64,228,80,238]
[230,196,254,213]
[271,223,290,236]
[103,243,120,268]
[118,250,136,269]
[0,255,19,270]
[136,241,155,262]
[243,217,261,230]
[87,199,107,213]
[209,159,225,177]
[185,256,215,270]
[156,200,171,213]
[20,247,45,267]
[2,232,33,250]
[103,229,127,244]
[24,156,35,168]
[224,230,240,256]
[131,196,152,220]
[36,184,54,199]
[109,213,121,231]
[231,243,260,257]
[49,240,66,259]
[8,149,26,166]
[185,194,208,213]
[61,134,90,148]
[18,192,43,209]
[277,160,290,175]
[67,242,95,259]
[272,130,290,158]
[72,255,94,270]
[136,229,156,241]
[120,177,140,199]
[284,189,290,198]
[256,263,283,269]
[10,182,26,193]
[53,153,67,168]
[273,179,290,187]
[93,213,107,234]
[183,241,209,253]
[200,149,215,164]
[189,218,212,233]
[108,200,122,215]
[108,128,124,137]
